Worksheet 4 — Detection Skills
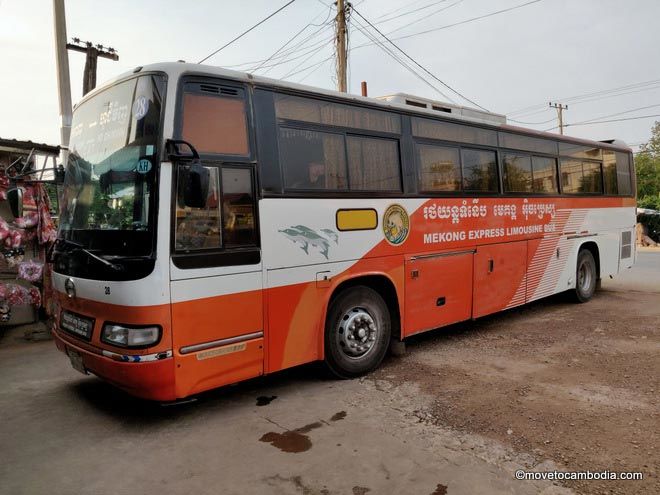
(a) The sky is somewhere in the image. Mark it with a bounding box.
[1,0,659,152]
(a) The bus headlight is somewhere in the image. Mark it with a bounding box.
[101,324,161,348]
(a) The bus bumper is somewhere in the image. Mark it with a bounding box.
[53,328,177,402]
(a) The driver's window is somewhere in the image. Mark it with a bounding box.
[175,166,221,251]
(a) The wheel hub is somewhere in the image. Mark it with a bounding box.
[337,308,378,358]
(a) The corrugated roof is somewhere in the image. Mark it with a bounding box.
[0,138,60,155]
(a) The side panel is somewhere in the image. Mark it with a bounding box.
[404,252,473,336]
[170,272,264,398]
[473,240,527,318]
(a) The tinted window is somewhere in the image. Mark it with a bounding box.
[279,127,347,190]
[175,167,221,251]
[181,92,249,155]
[531,156,558,193]
[347,136,401,191]
[560,160,582,194]
[581,161,603,193]
[412,117,497,146]
[561,160,602,194]
[499,132,558,155]
[222,168,257,246]
[603,151,618,194]
[616,152,632,196]
[417,144,461,192]
[558,142,602,160]
[462,149,498,192]
[503,153,532,193]
[275,94,401,133]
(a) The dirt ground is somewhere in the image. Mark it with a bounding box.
[1,252,658,495]
[374,256,659,495]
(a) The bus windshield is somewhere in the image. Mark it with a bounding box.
[59,74,165,257]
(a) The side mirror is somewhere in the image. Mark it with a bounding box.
[7,187,23,219]
[181,160,210,208]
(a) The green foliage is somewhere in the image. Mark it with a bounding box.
[638,195,660,211]
[636,121,660,199]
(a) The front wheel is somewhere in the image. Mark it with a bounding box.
[572,249,597,303]
[324,286,391,378]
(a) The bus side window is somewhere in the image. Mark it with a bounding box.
[175,166,222,251]
[221,167,257,247]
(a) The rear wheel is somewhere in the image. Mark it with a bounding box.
[572,249,597,303]
[324,286,391,378]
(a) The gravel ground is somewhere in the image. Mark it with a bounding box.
[374,253,659,495]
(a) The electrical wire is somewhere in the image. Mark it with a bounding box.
[351,17,455,102]
[508,78,660,116]
[386,0,465,36]
[387,0,543,43]
[351,6,485,109]
[544,114,660,131]
[198,0,297,64]
[249,4,334,73]
[376,0,450,24]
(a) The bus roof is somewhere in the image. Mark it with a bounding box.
[87,61,631,153]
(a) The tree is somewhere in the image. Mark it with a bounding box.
[636,121,660,209]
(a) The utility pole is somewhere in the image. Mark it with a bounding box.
[335,0,348,93]
[53,0,73,164]
[66,38,119,96]
[549,102,568,135]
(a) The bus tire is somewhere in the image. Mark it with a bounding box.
[324,286,391,378]
[572,249,597,303]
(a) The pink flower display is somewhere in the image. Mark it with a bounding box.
[18,260,43,282]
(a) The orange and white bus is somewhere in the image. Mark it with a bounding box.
[48,63,636,401]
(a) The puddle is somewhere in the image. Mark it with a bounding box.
[259,421,323,453]
[260,412,347,453]
[256,395,277,406]
[331,411,347,421]
[430,483,448,495]
[353,487,371,495]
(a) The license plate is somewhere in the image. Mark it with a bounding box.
[60,311,94,341]
[67,348,87,375]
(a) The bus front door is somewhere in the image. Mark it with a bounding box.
[170,164,264,399]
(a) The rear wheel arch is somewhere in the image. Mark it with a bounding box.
[579,240,601,280]
[327,274,402,340]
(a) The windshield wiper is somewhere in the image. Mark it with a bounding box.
[55,239,124,272]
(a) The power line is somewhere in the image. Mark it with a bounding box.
[508,78,660,116]
[249,12,332,73]
[351,5,486,109]
[386,0,465,36]
[508,116,557,125]
[375,0,431,20]
[386,0,542,43]
[351,17,455,101]
[198,0,297,64]
[572,104,660,126]
[544,114,660,131]
[376,0,450,24]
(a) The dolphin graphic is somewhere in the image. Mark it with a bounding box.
[291,225,331,259]
[321,229,339,244]
[278,227,309,254]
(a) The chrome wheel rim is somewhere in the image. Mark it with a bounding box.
[578,260,592,293]
[336,307,378,359]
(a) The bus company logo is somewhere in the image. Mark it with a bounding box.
[383,204,410,246]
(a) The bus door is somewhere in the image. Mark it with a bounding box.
[473,240,527,318]
[169,80,264,398]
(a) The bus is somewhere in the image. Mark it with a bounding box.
[45,62,636,401]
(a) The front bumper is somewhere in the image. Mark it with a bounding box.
[53,328,177,401]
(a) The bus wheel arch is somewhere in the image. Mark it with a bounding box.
[572,241,600,303]
[322,275,401,378]
[327,274,402,339]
